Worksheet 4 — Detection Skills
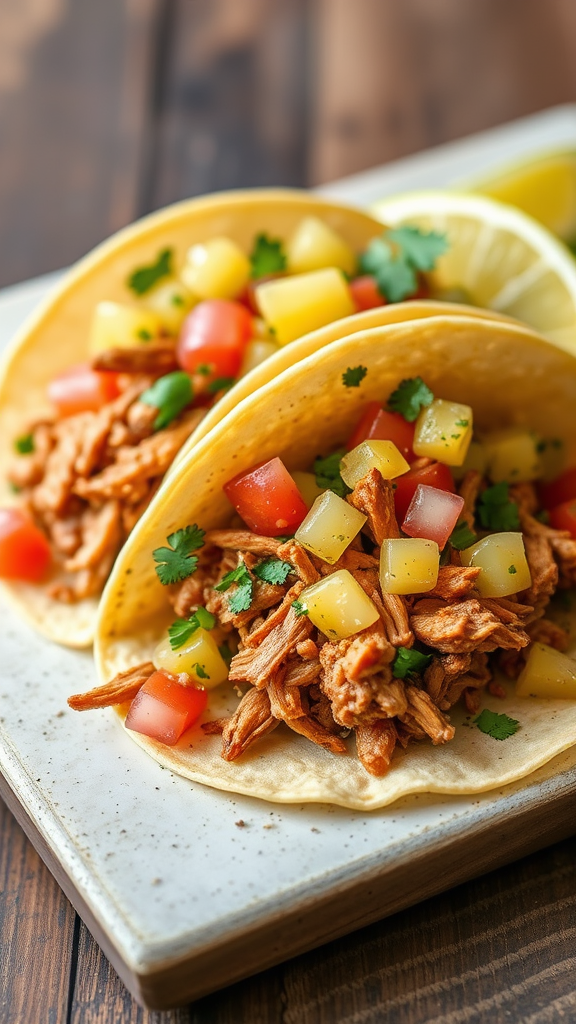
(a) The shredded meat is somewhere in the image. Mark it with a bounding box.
[522,534,559,619]
[371,589,413,647]
[92,343,178,375]
[411,598,530,653]
[267,669,307,721]
[68,662,155,710]
[427,565,481,601]
[348,468,399,543]
[284,659,322,687]
[221,688,279,761]
[203,530,283,557]
[286,714,347,753]
[403,685,455,744]
[64,500,122,573]
[355,720,398,777]
[459,470,483,530]
[241,583,304,648]
[228,606,313,687]
[276,540,320,584]
[528,617,570,651]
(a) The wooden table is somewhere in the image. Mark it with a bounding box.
[2,2,576,1018]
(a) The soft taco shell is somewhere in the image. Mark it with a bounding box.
[95,315,576,809]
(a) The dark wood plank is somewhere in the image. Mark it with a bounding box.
[311,0,576,183]
[0,798,75,1024]
[143,0,309,211]
[0,0,161,288]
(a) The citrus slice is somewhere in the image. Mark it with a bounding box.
[372,191,576,352]
[471,150,576,243]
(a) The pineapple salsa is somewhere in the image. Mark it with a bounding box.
[70,374,576,769]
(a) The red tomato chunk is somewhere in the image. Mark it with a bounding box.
[394,461,455,524]
[402,484,465,549]
[347,402,416,460]
[549,500,576,538]
[539,467,576,510]
[48,364,121,417]
[224,457,308,536]
[349,276,387,312]
[0,508,51,582]
[125,670,208,746]
[177,299,253,380]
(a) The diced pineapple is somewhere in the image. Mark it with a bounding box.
[340,440,409,489]
[255,268,355,345]
[239,338,280,377]
[181,237,250,300]
[291,471,324,509]
[380,538,439,595]
[451,440,488,482]
[461,532,531,597]
[144,276,195,333]
[295,490,366,563]
[300,568,379,640]
[516,643,576,699]
[153,629,229,689]
[483,428,542,483]
[413,399,473,466]
[89,301,165,354]
[286,216,357,276]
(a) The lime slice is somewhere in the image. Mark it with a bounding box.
[372,191,576,352]
[471,150,576,243]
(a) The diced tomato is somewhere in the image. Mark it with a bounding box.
[48,364,121,417]
[539,467,576,510]
[224,457,308,536]
[549,500,576,538]
[0,508,51,582]
[347,402,416,459]
[125,670,208,746]
[393,461,455,524]
[176,299,253,381]
[349,275,387,312]
[402,484,465,549]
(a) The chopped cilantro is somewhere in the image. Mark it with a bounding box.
[508,564,517,575]
[168,606,216,650]
[455,419,469,427]
[385,225,449,270]
[387,376,434,422]
[450,521,477,550]
[474,709,519,740]
[137,328,152,341]
[140,371,193,430]
[14,433,34,454]
[392,647,432,680]
[314,450,349,498]
[218,642,233,667]
[215,563,253,614]
[342,365,367,388]
[292,599,308,617]
[249,233,287,278]
[359,226,447,302]
[128,248,172,295]
[478,482,520,531]
[253,558,293,585]
[153,525,205,586]
[207,376,235,395]
[193,664,210,680]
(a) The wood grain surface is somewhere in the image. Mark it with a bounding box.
[1,0,576,1018]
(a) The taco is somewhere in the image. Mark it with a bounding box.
[74,315,576,810]
[0,188,468,648]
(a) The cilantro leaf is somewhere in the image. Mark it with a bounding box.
[249,233,287,278]
[193,663,210,680]
[218,642,233,667]
[478,482,520,531]
[128,248,173,296]
[253,558,293,585]
[450,521,477,551]
[215,563,253,614]
[168,606,216,650]
[207,376,235,395]
[14,433,34,454]
[385,226,449,271]
[153,525,205,586]
[374,257,417,303]
[292,599,308,617]
[392,647,433,680]
[387,377,434,422]
[342,365,367,388]
[140,372,193,430]
[508,564,517,575]
[314,450,349,498]
[474,709,519,740]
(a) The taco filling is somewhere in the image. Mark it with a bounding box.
[1,218,447,603]
[70,377,576,777]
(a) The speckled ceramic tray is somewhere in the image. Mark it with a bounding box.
[3,106,576,1011]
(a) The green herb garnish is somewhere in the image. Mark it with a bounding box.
[450,521,477,551]
[168,606,216,650]
[474,709,520,740]
[478,482,520,531]
[385,225,449,270]
[392,647,433,680]
[193,664,210,680]
[152,525,205,586]
[215,564,253,614]
[253,558,293,585]
[314,450,349,498]
[508,564,517,575]
[140,372,193,430]
[137,328,152,341]
[218,642,233,667]
[249,233,287,278]
[359,225,447,302]
[207,377,235,395]
[292,599,308,617]
[128,248,173,295]
[14,433,34,454]
[342,365,367,388]
[387,376,434,422]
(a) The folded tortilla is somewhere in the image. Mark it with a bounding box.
[95,314,576,809]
